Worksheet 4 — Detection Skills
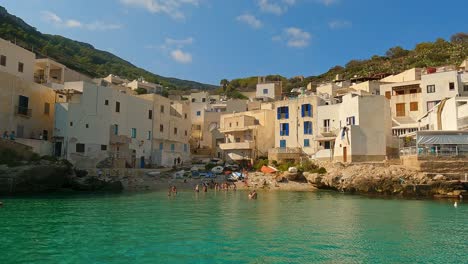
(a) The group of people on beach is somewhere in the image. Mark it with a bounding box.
[167,180,257,199]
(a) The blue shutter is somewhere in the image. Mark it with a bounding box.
[301,105,305,117]
[285,107,289,119]
[310,105,313,117]
[285,123,289,136]
[277,108,281,119]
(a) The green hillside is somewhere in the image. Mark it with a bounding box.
[0,6,217,91]
[222,33,468,93]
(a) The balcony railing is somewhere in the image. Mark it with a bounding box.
[400,146,468,157]
[15,106,32,118]
[219,141,254,150]
[320,127,337,136]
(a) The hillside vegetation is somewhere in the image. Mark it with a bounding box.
[221,33,468,93]
[0,6,216,91]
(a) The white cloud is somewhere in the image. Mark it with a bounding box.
[120,0,199,20]
[236,14,262,29]
[41,11,62,24]
[41,11,121,31]
[274,27,311,48]
[257,0,296,15]
[171,49,192,64]
[65,19,82,28]
[328,20,352,29]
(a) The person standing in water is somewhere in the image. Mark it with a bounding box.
[195,184,199,192]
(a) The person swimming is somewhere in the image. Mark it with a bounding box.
[249,190,257,200]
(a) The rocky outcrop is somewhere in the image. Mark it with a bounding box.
[304,163,467,198]
[0,161,71,194]
[68,172,123,192]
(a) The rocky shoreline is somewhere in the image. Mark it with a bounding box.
[304,162,467,198]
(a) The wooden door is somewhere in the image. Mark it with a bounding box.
[343,147,347,163]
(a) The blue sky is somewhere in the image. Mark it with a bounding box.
[1,0,467,85]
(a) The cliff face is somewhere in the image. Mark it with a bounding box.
[305,163,467,198]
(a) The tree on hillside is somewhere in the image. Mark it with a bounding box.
[450,32,468,44]
[385,46,410,58]
[220,79,230,93]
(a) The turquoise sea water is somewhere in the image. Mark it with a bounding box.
[0,191,466,264]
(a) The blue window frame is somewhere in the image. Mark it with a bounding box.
[304,139,310,147]
[159,143,163,150]
[301,104,312,117]
[263,88,268,95]
[280,123,289,136]
[346,116,355,125]
[131,128,137,138]
[196,111,201,116]
[280,140,286,148]
[171,144,175,152]
[303,121,313,135]
[114,124,119,135]
[184,144,188,152]
[147,131,151,140]
[277,106,289,120]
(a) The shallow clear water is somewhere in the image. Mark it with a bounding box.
[0,191,466,264]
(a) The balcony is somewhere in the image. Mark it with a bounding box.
[219,141,254,150]
[391,93,421,104]
[15,106,32,118]
[320,127,337,137]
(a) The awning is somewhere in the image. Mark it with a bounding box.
[417,133,468,145]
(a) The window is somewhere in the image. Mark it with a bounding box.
[396,103,405,117]
[160,124,164,132]
[147,131,151,140]
[184,144,188,152]
[385,91,391,99]
[148,110,153,119]
[185,130,188,136]
[76,143,85,153]
[159,143,164,150]
[104,100,109,105]
[395,90,405,95]
[131,128,137,138]
[280,123,289,136]
[324,141,331,149]
[191,98,195,103]
[114,124,119,135]
[0,55,6,66]
[449,82,455,91]
[101,145,107,151]
[427,85,435,93]
[301,104,312,117]
[18,95,29,116]
[236,122,239,126]
[70,122,73,127]
[18,62,24,73]
[304,139,310,147]
[202,98,206,102]
[171,144,175,152]
[303,121,313,135]
[277,106,289,120]
[409,89,418,94]
[174,128,178,135]
[196,111,201,116]
[280,140,286,148]
[410,102,418,111]
[464,84,468,92]
[229,123,232,127]
[115,101,120,112]
[44,103,50,115]
[160,105,164,113]
[85,124,89,128]
[323,119,330,130]
[346,116,356,125]
[263,88,268,95]
[184,113,187,119]
[427,100,440,111]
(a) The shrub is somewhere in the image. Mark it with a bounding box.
[41,155,58,162]
[0,148,22,167]
[277,161,295,172]
[297,159,318,172]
